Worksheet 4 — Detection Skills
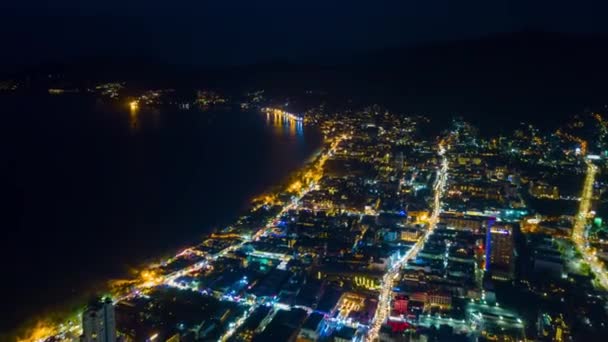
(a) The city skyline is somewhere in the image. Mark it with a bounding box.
[5,2,608,342]
[7,84,608,341]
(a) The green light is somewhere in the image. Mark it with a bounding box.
[595,217,602,227]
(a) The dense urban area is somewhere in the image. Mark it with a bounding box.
[6,79,608,342]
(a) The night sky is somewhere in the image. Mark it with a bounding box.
[1,0,607,69]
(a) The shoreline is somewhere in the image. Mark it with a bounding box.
[14,121,332,342]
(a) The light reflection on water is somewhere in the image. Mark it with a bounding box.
[129,106,139,132]
[266,111,304,138]
[128,105,163,133]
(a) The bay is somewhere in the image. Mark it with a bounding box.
[3,94,322,333]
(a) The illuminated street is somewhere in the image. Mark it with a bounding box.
[366,141,450,341]
[572,160,608,289]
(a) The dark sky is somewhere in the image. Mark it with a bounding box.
[2,0,607,68]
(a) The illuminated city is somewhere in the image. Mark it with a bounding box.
[9,89,608,341]
[5,3,608,342]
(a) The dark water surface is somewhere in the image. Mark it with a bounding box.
[4,94,321,332]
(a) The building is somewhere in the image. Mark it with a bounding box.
[427,292,452,310]
[297,312,325,341]
[533,251,564,278]
[332,326,357,342]
[81,298,117,342]
[485,223,514,280]
[400,227,420,242]
[392,295,408,314]
[233,306,271,342]
[538,312,570,342]
[449,182,503,201]
[538,219,573,237]
[529,181,559,199]
[440,212,489,232]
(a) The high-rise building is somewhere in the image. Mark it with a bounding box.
[81,297,117,342]
[486,223,514,280]
[394,152,404,171]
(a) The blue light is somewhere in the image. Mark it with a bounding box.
[485,218,495,271]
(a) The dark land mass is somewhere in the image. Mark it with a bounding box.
[6,31,608,136]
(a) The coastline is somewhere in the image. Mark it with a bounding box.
[14,121,332,342]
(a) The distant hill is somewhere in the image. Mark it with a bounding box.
[8,31,608,134]
[348,31,608,132]
[236,31,608,133]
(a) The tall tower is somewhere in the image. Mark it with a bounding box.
[486,223,514,280]
[81,297,117,342]
[395,152,404,171]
